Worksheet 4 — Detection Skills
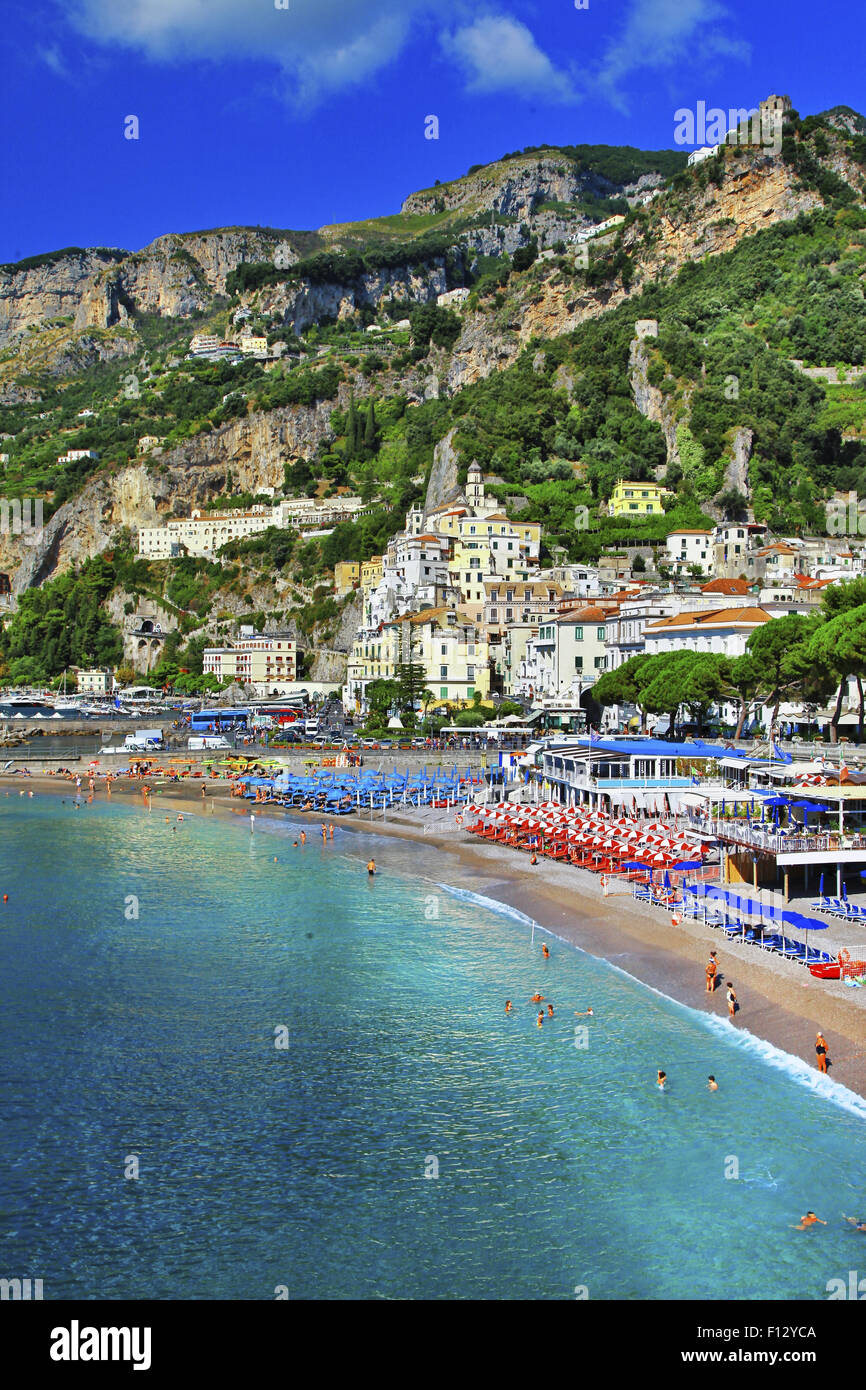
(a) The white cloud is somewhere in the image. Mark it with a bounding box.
[596,0,750,108]
[67,0,430,104]
[441,15,577,103]
[37,45,70,78]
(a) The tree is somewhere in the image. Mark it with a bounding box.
[727,653,763,740]
[744,614,814,730]
[807,603,866,740]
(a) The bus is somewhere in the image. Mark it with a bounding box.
[247,703,306,727]
[189,708,249,733]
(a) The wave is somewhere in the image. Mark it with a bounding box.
[435,881,866,1125]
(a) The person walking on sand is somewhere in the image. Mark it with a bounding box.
[815,1032,829,1073]
[705,951,718,993]
[726,984,738,1019]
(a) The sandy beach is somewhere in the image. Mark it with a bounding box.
[6,765,866,1101]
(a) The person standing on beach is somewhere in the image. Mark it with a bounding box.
[705,952,718,993]
[815,1032,829,1073]
[726,984,738,1019]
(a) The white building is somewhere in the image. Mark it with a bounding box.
[517,608,609,701]
[436,288,470,308]
[643,606,773,658]
[57,448,98,464]
[77,668,113,695]
[665,529,714,575]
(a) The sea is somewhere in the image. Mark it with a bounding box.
[1,791,864,1301]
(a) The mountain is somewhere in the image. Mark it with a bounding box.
[0,98,865,686]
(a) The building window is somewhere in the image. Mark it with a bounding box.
[575,627,584,640]
[574,656,583,672]
[597,627,605,640]
[440,686,448,698]
[440,665,448,679]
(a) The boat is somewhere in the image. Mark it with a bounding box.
[809,961,841,980]
[0,696,57,719]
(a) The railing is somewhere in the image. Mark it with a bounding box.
[710,820,865,855]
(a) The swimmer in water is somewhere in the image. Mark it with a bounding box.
[367,859,376,876]
[792,1211,826,1230]
[574,1008,594,1017]
[530,993,544,1003]
[657,1070,667,1090]
[537,1011,544,1028]
[505,1000,513,1014]
[542,943,550,959]
[707,1075,719,1091]
[547,1003,554,1018]
[300,830,306,845]
[842,1215,866,1232]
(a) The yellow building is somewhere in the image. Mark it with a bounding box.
[346,608,489,709]
[610,481,672,517]
[334,561,360,596]
[361,555,383,590]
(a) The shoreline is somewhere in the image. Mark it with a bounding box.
[6,769,866,1102]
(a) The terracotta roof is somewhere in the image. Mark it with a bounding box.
[645,607,772,631]
[559,605,609,621]
[701,578,750,595]
[668,528,713,536]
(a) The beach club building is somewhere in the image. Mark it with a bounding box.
[534,735,757,815]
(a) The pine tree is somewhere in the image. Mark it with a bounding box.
[347,395,358,461]
[364,401,376,453]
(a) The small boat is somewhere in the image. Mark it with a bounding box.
[809,962,841,980]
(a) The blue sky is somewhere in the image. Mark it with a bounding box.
[3,0,863,263]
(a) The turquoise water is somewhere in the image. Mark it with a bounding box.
[1,792,865,1301]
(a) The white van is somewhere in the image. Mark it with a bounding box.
[189,735,231,750]
[123,729,164,751]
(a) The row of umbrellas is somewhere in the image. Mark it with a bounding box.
[467,803,706,869]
